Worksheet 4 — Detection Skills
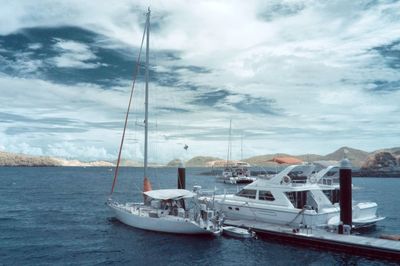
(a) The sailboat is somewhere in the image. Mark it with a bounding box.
[107,8,222,235]
[217,120,256,184]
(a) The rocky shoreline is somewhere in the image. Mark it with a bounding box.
[1,146,400,176]
[353,170,400,178]
[0,151,114,167]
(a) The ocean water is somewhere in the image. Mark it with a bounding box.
[0,167,399,265]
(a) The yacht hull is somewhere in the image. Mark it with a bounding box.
[215,200,329,226]
[216,199,381,228]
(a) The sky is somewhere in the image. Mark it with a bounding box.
[0,0,399,163]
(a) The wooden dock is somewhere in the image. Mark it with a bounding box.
[224,219,400,261]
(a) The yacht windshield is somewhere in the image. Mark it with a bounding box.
[236,189,256,199]
[259,190,275,201]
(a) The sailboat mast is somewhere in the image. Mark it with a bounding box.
[226,119,232,166]
[229,119,232,162]
[240,132,243,161]
[144,8,150,178]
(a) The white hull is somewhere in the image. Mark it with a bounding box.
[222,226,254,238]
[109,203,218,235]
[215,197,381,228]
[216,175,256,184]
[212,164,384,230]
[216,199,331,226]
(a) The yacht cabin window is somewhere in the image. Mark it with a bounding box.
[285,190,318,211]
[236,189,256,199]
[258,190,275,201]
[323,189,340,204]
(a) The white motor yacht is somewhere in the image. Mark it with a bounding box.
[213,164,384,229]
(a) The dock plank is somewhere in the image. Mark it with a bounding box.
[224,219,400,261]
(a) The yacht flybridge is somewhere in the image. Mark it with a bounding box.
[213,164,384,229]
[107,9,222,235]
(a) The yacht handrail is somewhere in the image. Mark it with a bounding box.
[269,165,300,184]
[314,165,339,183]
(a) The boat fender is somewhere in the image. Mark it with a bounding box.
[282,175,291,184]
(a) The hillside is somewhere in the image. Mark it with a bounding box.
[0,151,114,167]
[321,146,369,168]
[166,159,183,167]
[242,147,370,168]
[2,146,400,170]
[362,151,400,170]
[244,153,323,166]
[374,147,400,156]
[357,151,400,177]
[244,153,291,166]
[0,151,60,166]
[185,156,222,167]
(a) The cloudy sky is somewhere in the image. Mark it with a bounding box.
[0,0,399,163]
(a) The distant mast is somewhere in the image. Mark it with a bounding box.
[226,119,232,166]
[144,8,150,178]
[240,133,243,161]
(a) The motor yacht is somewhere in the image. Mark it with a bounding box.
[213,164,384,229]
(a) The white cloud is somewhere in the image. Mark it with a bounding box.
[0,50,43,74]
[47,142,113,161]
[51,39,103,69]
[27,43,42,50]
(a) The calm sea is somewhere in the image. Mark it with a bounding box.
[0,167,399,265]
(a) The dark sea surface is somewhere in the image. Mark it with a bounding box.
[0,167,399,265]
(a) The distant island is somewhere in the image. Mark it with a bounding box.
[1,147,400,177]
[0,151,114,167]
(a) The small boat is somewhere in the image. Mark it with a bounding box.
[222,226,256,238]
[216,120,256,184]
[107,8,222,235]
[226,175,257,184]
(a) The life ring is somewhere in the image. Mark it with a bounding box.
[282,175,291,184]
[309,175,317,184]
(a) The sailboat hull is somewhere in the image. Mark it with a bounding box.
[109,203,216,235]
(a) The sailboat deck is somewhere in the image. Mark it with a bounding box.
[111,202,195,220]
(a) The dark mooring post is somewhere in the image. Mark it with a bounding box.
[178,162,186,189]
[339,158,352,234]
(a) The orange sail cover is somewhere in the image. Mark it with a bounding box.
[143,177,152,192]
[269,156,303,164]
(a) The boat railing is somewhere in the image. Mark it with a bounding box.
[197,189,217,197]
[319,177,339,186]
[290,180,307,186]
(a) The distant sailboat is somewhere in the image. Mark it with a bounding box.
[217,120,255,184]
[107,8,222,235]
